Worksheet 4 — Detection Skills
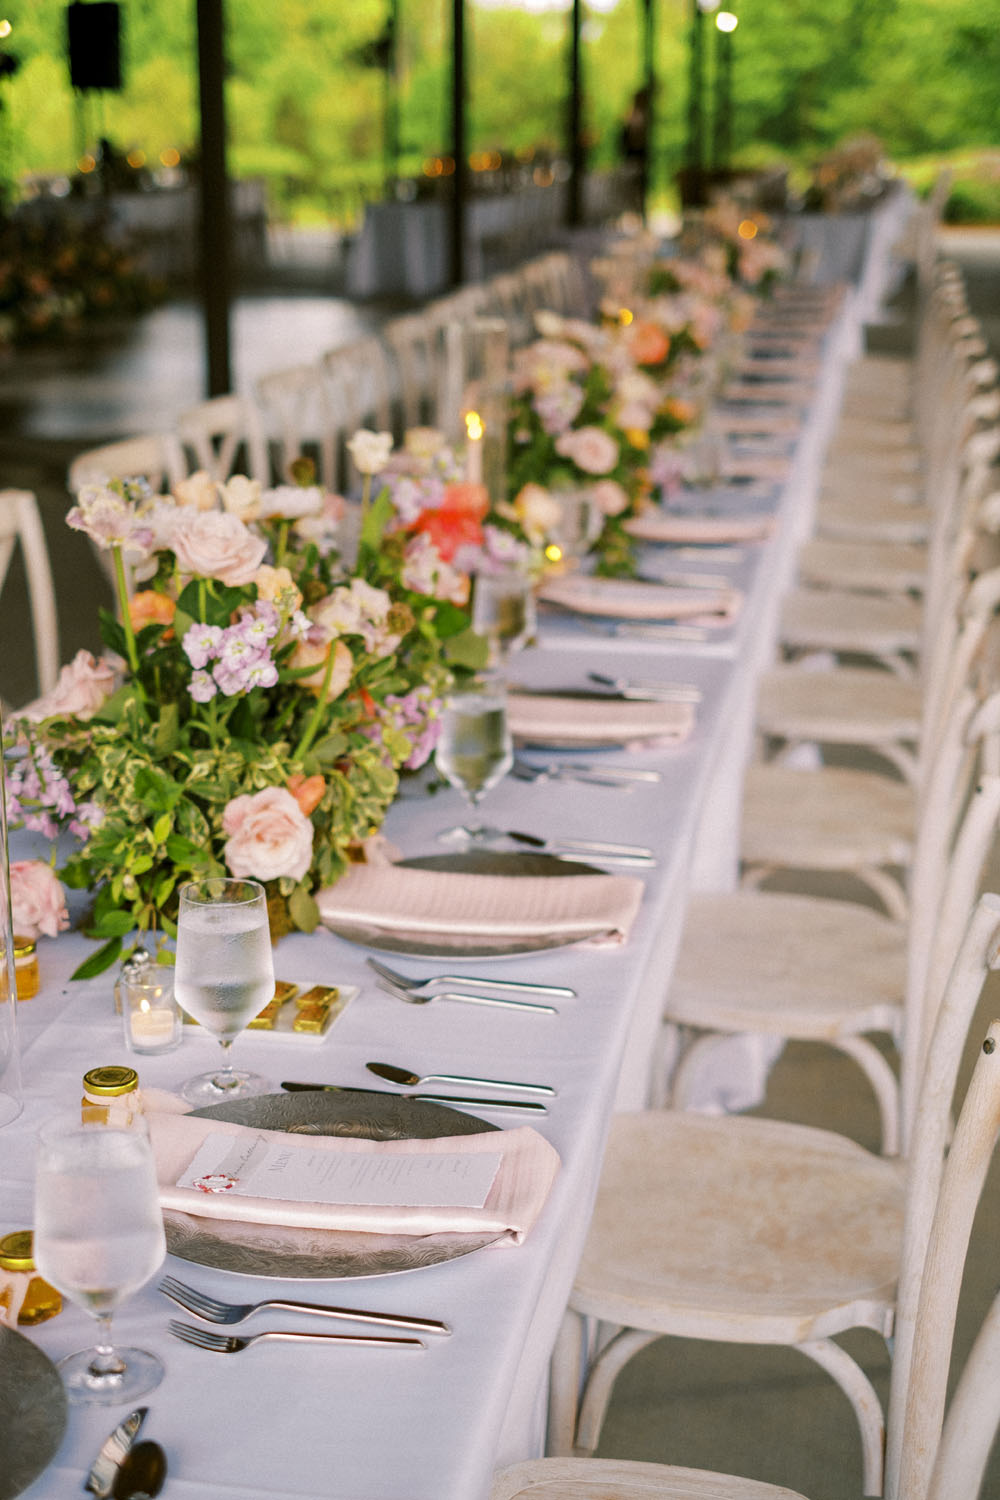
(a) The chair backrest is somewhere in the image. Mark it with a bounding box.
[321,337,395,483]
[885,890,1000,1500]
[0,489,59,699]
[173,393,269,486]
[382,313,438,431]
[67,432,186,497]
[254,363,338,489]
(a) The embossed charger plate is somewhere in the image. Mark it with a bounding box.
[163,1090,502,1280]
[0,1325,68,1500]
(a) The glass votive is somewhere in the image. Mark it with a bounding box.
[121,969,182,1056]
[472,571,537,662]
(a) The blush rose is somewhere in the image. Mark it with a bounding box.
[222,787,315,883]
[9,860,69,940]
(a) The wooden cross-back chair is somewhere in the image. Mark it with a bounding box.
[0,489,59,701]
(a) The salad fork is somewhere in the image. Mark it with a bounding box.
[168,1319,425,1354]
[373,975,560,1016]
[366,955,573,999]
[158,1275,451,1335]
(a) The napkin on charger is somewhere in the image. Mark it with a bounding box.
[624,511,775,545]
[537,573,741,625]
[506,691,695,750]
[148,1109,560,1245]
[316,860,644,947]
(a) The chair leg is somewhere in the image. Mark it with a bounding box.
[573,1328,662,1457]
[799,1336,888,1497]
[832,1037,901,1156]
[547,1308,586,1457]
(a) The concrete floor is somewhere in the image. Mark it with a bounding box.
[2,229,1000,1496]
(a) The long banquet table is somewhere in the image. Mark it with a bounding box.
[3,222,899,1500]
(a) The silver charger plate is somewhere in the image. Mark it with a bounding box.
[0,1325,68,1500]
[163,1089,502,1280]
[320,849,605,959]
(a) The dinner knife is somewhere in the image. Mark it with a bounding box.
[281,1081,548,1112]
[85,1407,148,1497]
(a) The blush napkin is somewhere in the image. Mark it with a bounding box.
[537,573,741,624]
[506,691,695,750]
[149,1110,560,1245]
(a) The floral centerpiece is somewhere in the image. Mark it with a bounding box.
[5,459,482,976]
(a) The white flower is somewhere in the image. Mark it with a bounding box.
[172,470,218,510]
[220,474,262,522]
[260,484,325,520]
[347,429,394,476]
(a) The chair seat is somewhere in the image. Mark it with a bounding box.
[490,1458,810,1499]
[572,1111,904,1343]
[741,763,914,871]
[668,890,905,1038]
[813,494,932,545]
[796,538,927,593]
[779,588,923,655]
[826,418,916,450]
[756,665,922,745]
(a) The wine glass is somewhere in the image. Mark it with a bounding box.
[174,877,275,1106]
[549,488,601,564]
[471,570,537,666]
[435,676,513,844]
[33,1112,166,1405]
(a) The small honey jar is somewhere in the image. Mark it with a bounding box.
[0,1230,61,1326]
[81,1065,143,1124]
[12,937,39,1000]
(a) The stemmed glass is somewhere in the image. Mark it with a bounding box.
[174,877,275,1106]
[435,675,513,845]
[549,488,601,564]
[471,570,537,666]
[33,1112,166,1405]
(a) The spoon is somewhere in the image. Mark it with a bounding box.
[366,1060,556,1096]
[112,1439,168,1499]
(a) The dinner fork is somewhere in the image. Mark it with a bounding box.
[158,1275,451,1335]
[373,975,560,1016]
[366,955,573,999]
[168,1319,425,1354]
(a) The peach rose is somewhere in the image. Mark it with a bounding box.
[172,470,218,510]
[9,860,69,940]
[222,786,314,883]
[627,320,670,366]
[128,590,176,633]
[22,650,116,723]
[253,564,301,608]
[287,772,326,817]
[290,635,354,697]
[554,426,620,476]
[590,480,630,516]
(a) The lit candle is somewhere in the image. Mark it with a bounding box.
[129,1000,179,1050]
[465,410,484,485]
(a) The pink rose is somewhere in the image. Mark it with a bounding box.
[9,860,69,940]
[554,426,620,476]
[22,650,116,723]
[590,480,630,516]
[222,787,314,883]
[170,510,268,586]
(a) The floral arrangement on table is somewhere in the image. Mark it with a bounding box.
[697,200,789,293]
[0,212,164,349]
[4,456,486,976]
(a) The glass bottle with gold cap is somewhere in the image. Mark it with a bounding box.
[0,1229,61,1326]
[81,1065,143,1125]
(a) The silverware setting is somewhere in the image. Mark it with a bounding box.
[366,1059,556,1096]
[85,1408,147,1498]
[158,1275,451,1335]
[511,760,661,788]
[635,570,733,590]
[280,1079,549,1112]
[168,1319,426,1355]
[588,672,702,703]
[502,829,656,867]
[366,955,574,999]
[371,974,560,1016]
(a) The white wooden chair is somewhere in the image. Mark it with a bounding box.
[548,888,1000,1498]
[67,432,186,497]
[0,489,59,700]
[173,393,269,485]
[321,337,395,489]
[382,312,439,431]
[254,362,338,488]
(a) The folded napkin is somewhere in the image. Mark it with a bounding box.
[507,691,695,750]
[317,861,644,946]
[624,511,775,545]
[149,1110,559,1246]
[720,453,791,483]
[538,573,741,625]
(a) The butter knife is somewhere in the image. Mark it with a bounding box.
[281,1081,548,1112]
[85,1408,147,1497]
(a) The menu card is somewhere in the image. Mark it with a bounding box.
[176,1127,503,1210]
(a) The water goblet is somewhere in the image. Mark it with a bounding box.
[549,488,601,564]
[175,877,274,1106]
[434,676,513,845]
[471,570,537,666]
[33,1111,166,1405]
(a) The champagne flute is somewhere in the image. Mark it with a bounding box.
[435,676,513,844]
[471,570,537,666]
[174,877,274,1106]
[33,1112,166,1405]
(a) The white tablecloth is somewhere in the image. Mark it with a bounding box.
[4,229,890,1500]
